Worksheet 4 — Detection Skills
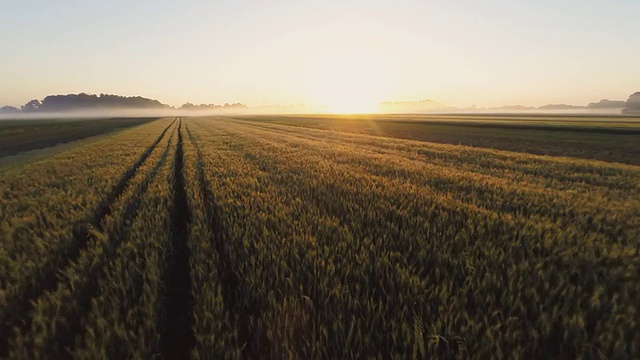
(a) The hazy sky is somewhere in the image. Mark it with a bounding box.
[1,0,639,110]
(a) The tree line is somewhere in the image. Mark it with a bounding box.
[0,93,246,114]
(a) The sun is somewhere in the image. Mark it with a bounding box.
[298,35,396,115]
[306,73,387,114]
[301,55,386,114]
[320,92,380,114]
[326,102,376,114]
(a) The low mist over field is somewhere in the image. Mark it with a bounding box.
[1,92,638,118]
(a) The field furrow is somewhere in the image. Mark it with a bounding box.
[160,119,196,358]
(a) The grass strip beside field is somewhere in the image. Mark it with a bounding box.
[0,117,158,158]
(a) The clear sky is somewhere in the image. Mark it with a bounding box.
[1,0,639,111]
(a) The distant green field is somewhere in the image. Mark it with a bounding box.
[0,117,156,158]
[234,114,640,165]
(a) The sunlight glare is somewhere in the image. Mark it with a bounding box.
[298,24,397,114]
[305,57,390,114]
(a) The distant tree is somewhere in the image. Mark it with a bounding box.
[622,92,640,114]
[180,102,197,110]
[0,106,20,113]
[587,99,626,109]
[21,99,41,112]
[179,102,246,111]
[537,104,581,110]
[33,93,172,112]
